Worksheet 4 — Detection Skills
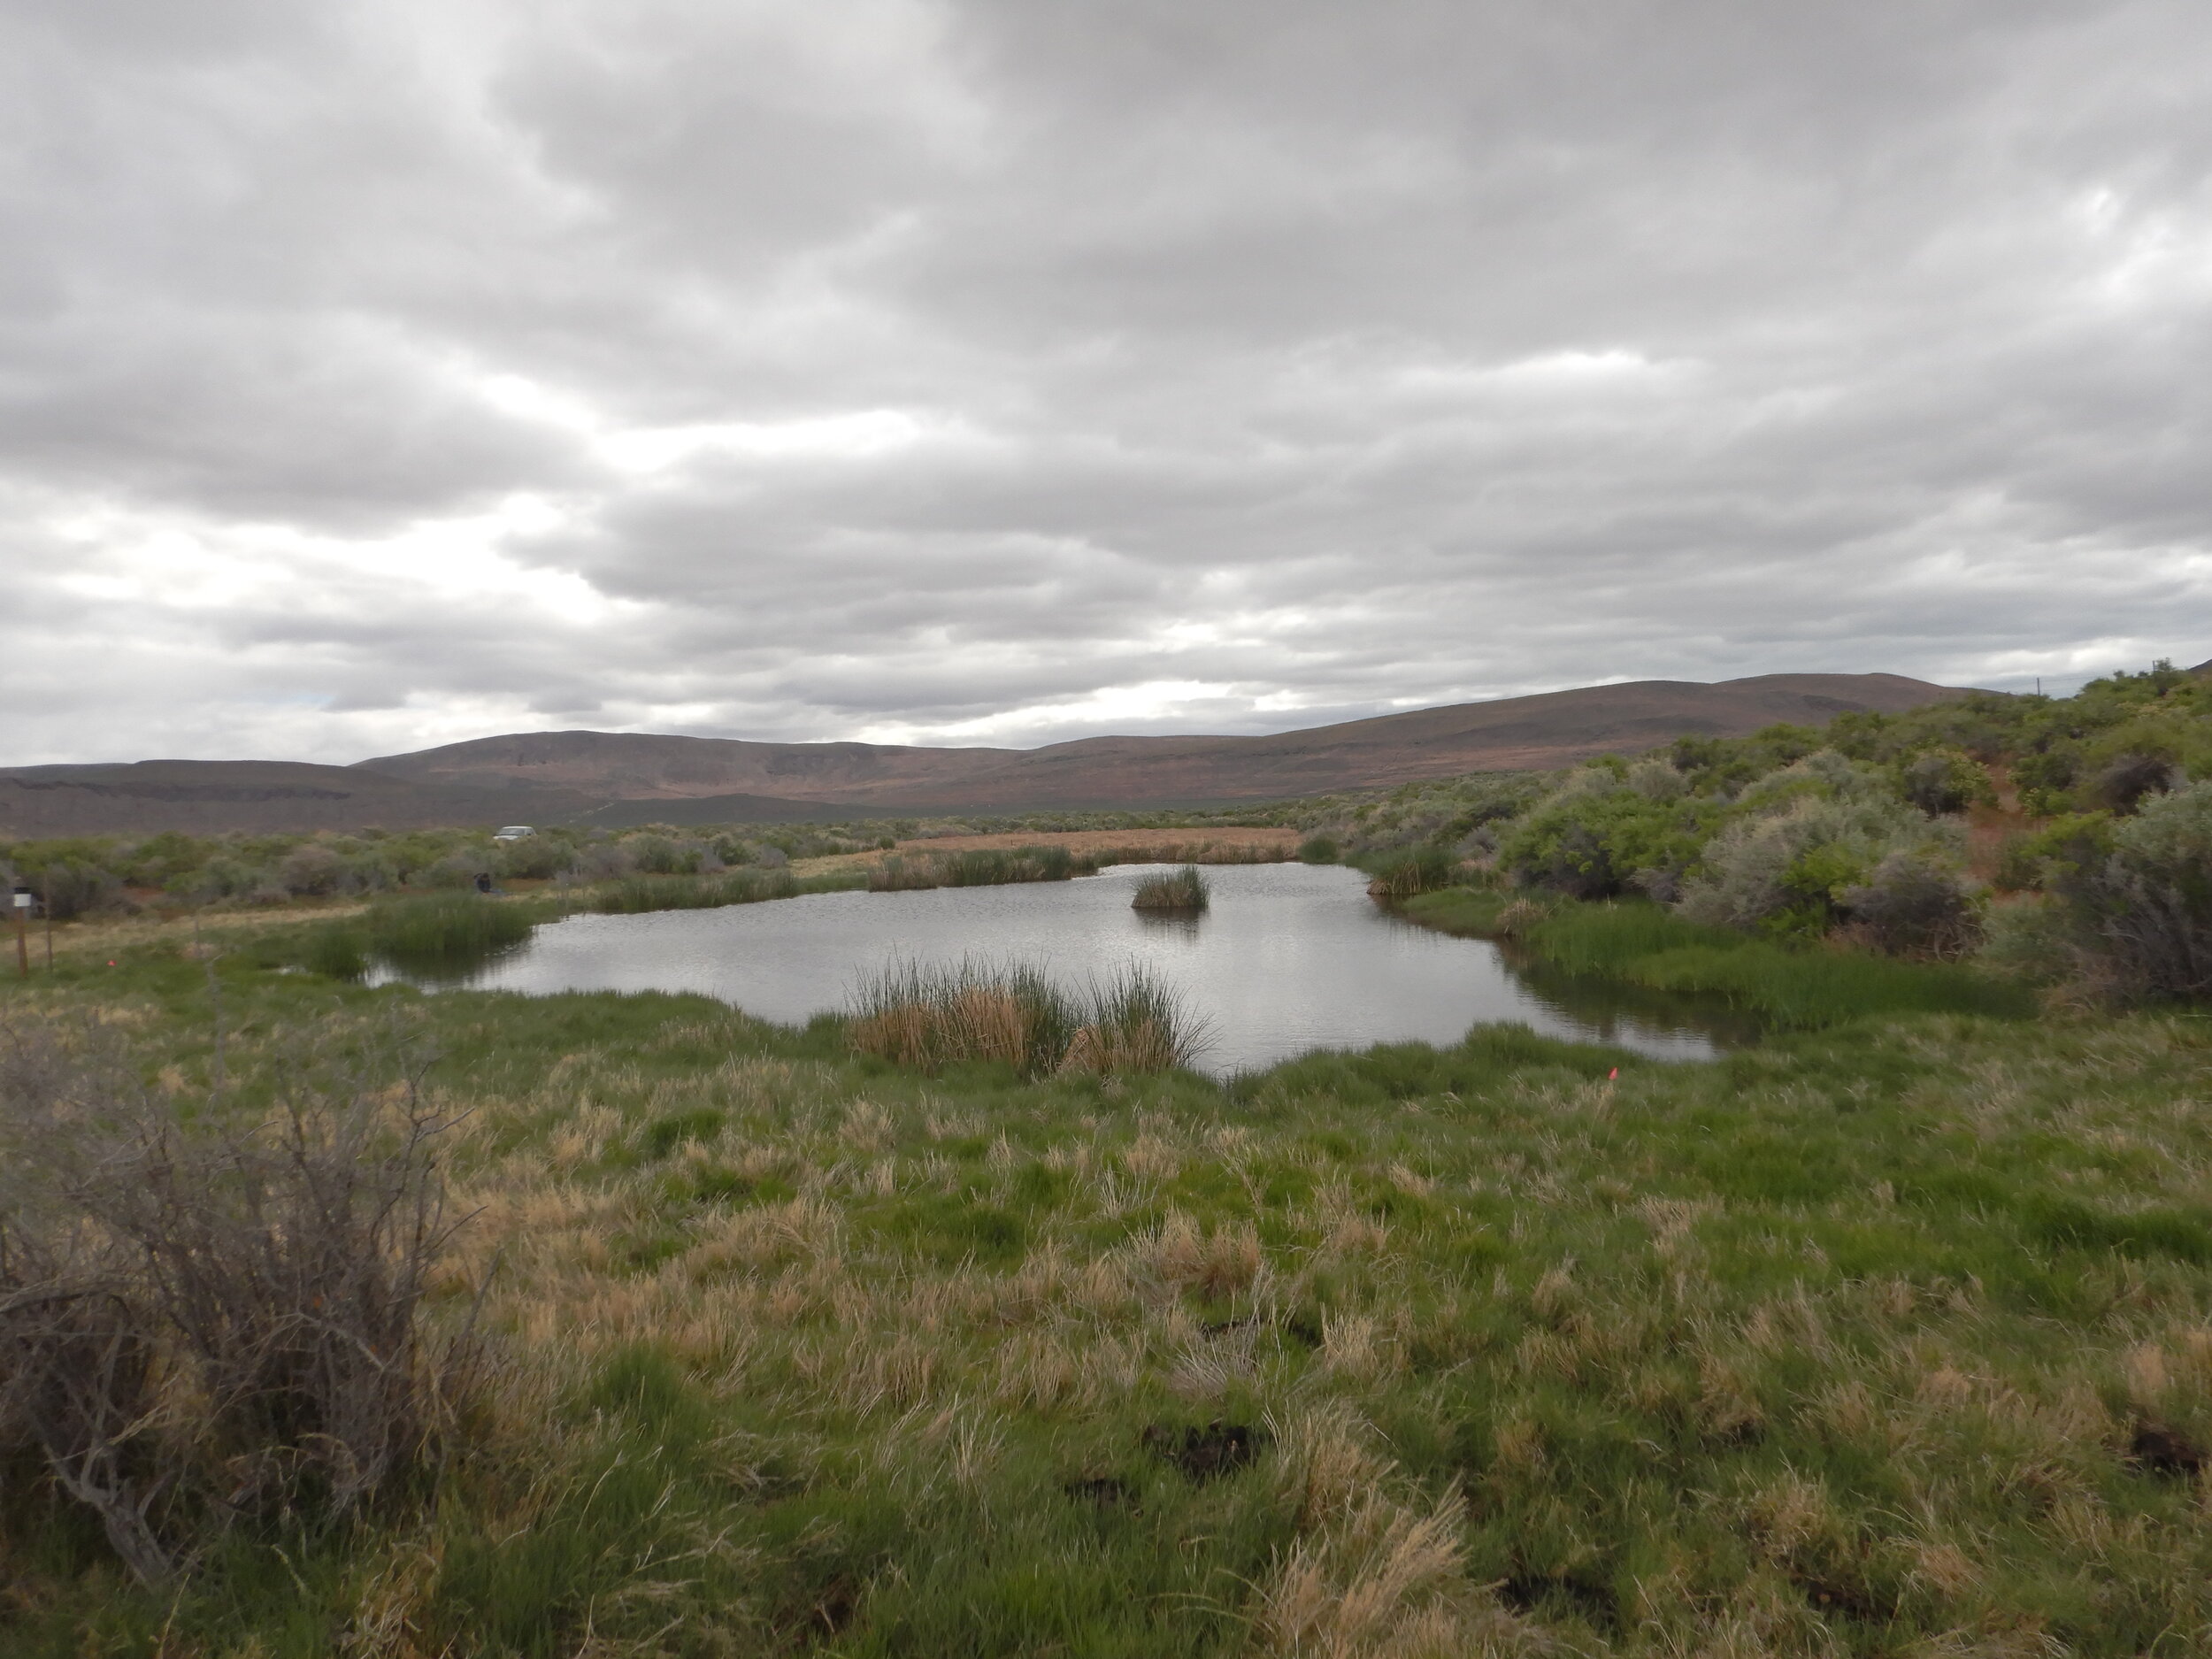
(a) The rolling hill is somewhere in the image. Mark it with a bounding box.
[2,672,1968,835]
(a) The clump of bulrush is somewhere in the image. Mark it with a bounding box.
[848,959,1206,1077]
[1132,865,1210,915]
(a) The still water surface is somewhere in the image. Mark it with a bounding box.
[383,864,1738,1074]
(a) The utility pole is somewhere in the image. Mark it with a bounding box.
[11,886,29,979]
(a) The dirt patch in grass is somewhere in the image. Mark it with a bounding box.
[1144,1421,1261,1482]
[2127,1421,2206,1477]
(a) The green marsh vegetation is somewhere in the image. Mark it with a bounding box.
[1404,890,2033,1031]
[870,844,1079,891]
[279,869,869,982]
[5,941,2212,1654]
[1361,846,1460,899]
[0,809,1303,930]
[870,841,1286,896]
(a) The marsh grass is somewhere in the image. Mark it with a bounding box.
[849,958,1205,1076]
[1404,889,2033,1028]
[590,866,841,913]
[872,841,1289,895]
[362,892,537,972]
[10,919,2212,1656]
[283,871,867,981]
[1361,847,1458,898]
[871,846,1077,892]
[1131,865,1210,914]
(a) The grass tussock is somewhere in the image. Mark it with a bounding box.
[849,958,1205,1076]
[1131,865,1210,914]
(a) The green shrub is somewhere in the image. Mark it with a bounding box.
[2065,780,2212,1000]
[1297,834,1340,864]
[25,860,126,921]
[1994,811,2115,894]
[1496,772,1717,900]
[1676,757,1957,938]
[2089,752,2182,813]
[626,834,706,877]
[1898,748,1994,815]
[494,836,572,881]
[1839,849,1982,957]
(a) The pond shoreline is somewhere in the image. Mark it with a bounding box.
[363,863,1730,1072]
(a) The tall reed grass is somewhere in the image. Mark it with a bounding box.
[848,958,1205,1075]
[1132,865,1209,913]
[1402,891,2033,1028]
[870,846,1077,892]
[589,868,813,913]
[1361,847,1458,898]
[870,841,1290,894]
[364,893,537,972]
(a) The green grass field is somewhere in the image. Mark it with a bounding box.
[5,909,2212,1656]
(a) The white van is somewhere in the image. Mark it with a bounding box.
[492,826,536,841]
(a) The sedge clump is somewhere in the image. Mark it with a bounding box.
[1132,866,1210,915]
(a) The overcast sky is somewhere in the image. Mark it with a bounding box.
[3,0,2208,766]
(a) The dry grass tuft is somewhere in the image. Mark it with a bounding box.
[1133,1211,1263,1299]
[1255,1489,1478,1658]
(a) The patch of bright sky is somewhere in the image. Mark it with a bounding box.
[2067,184,2212,308]
[472,370,938,473]
[1390,348,1696,398]
[856,680,1240,746]
[44,495,631,626]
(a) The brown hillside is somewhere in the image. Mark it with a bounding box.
[353,731,1015,802]
[359,672,1966,811]
[3,672,1969,835]
[0,760,599,838]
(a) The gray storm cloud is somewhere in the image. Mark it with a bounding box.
[2,0,2208,764]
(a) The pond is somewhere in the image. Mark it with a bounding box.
[375,864,1746,1073]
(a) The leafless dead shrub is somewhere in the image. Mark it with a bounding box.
[0,1018,480,1584]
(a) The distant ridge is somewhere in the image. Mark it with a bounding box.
[2,672,1969,835]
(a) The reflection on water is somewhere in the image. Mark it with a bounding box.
[371,864,1742,1074]
[1491,944,1766,1053]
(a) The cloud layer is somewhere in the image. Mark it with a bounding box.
[4,0,2208,764]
